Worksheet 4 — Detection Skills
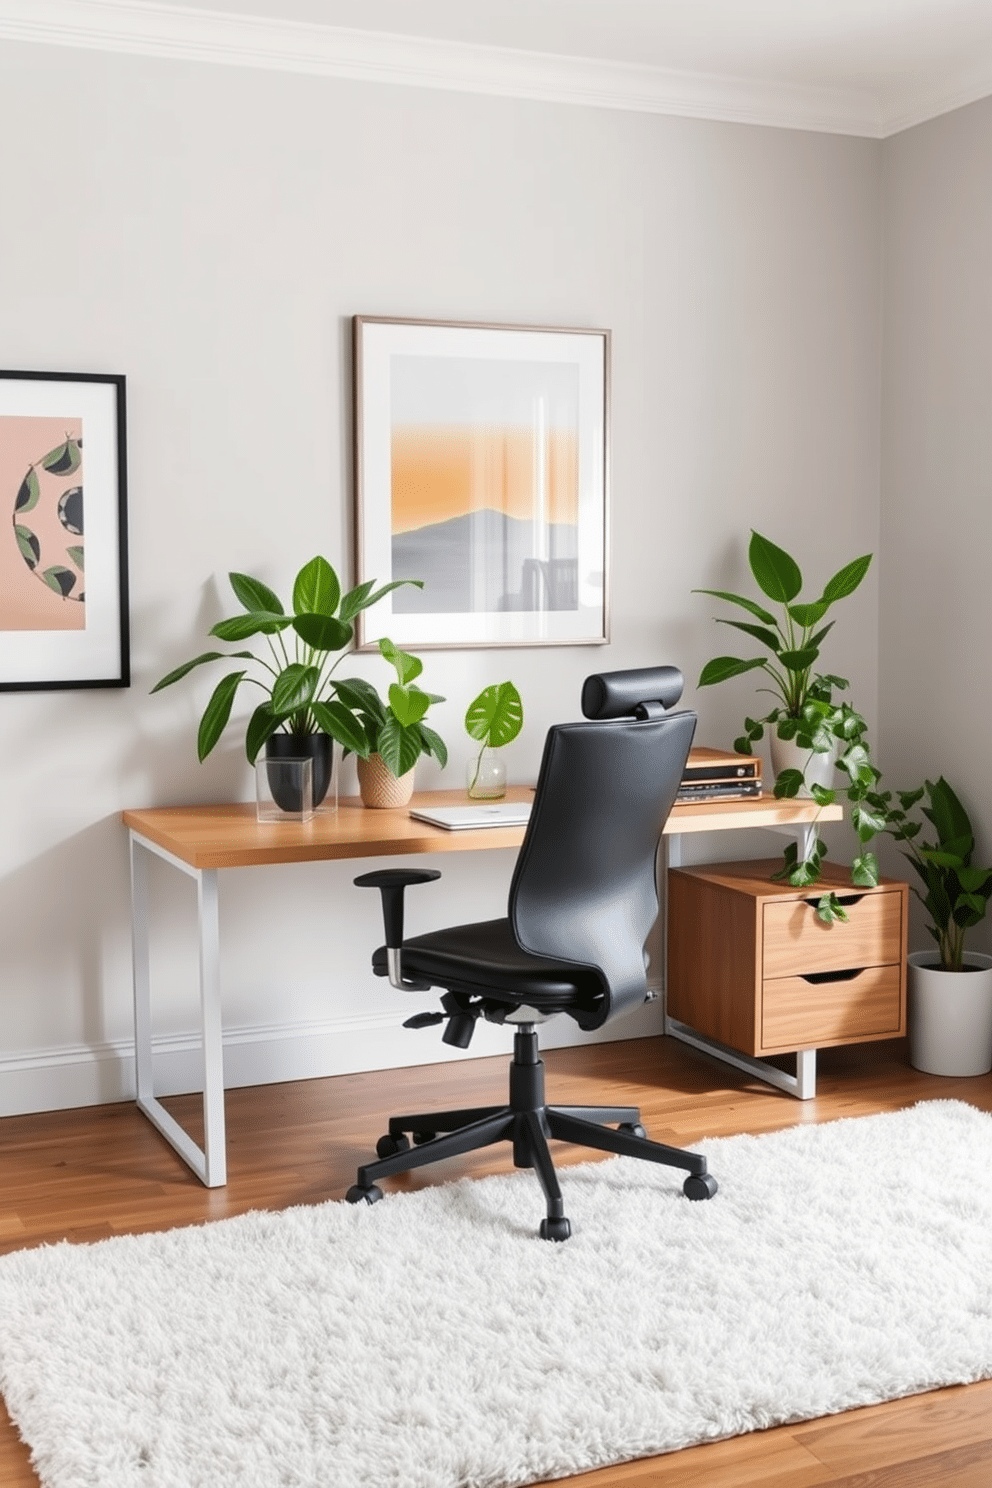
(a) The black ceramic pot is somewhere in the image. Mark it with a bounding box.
[264,733,333,811]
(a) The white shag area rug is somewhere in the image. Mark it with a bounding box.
[1,1099,991,1488]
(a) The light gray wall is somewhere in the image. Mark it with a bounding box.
[0,38,883,1113]
[879,96,992,950]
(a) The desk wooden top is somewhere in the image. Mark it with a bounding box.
[123,787,841,872]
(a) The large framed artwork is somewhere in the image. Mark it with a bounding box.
[353,317,610,649]
[0,370,129,690]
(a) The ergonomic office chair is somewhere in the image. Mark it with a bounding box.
[348,665,718,1240]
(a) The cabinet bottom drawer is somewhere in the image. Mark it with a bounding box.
[761,964,904,1052]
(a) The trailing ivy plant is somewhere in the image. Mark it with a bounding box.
[695,530,886,922]
[152,556,419,765]
[766,697,888,923]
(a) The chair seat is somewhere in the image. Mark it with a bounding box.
[372,917,606,1015]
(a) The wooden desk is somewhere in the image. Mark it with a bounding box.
[124,787,840,1186]
[123,786,837,868]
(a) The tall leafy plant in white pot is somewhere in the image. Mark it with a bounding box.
[872,776,992,1075]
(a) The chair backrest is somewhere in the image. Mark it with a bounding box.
[508,666,696,1028]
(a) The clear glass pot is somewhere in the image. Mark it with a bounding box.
[466,747,506,799]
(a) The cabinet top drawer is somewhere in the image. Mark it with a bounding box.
[763,890,904,979]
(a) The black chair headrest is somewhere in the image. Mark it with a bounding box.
[580,665,684,720]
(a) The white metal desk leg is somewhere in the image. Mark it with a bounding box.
[795,1048,816,1099]
[197,868,227,1187]
[662,834,680,1034]
[663,825,818,1099]
[129,832,228,1188]
[129,833,155,1105]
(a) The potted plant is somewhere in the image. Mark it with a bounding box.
[695,530,884,920]
[151,555,418,807]
[334,638,447,808]
[870,776,992,1075]
[464,681,523,798]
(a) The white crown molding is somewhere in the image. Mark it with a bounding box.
[879,70,992,139]
[0,0,888,137]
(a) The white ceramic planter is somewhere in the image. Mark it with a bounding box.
[907,950,992,1076]
[769,734,838,797]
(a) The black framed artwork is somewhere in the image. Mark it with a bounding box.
[0,370,129,690]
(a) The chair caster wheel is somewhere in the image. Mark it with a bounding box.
[618,1122,646,1138]
[539,1216,572,1242]
[346,1183,384,1205]
[412,1130,436,1145]
[376,1133,410,1159]
[683,1173,718,1201]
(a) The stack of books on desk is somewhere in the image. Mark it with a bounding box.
[676,746,762,803]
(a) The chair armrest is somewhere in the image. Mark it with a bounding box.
[354,868,441,948]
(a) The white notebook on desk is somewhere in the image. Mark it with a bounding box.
[408,802,532,831]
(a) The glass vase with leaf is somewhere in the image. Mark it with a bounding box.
[464,681,524,799]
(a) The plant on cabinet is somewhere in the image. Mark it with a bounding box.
[695,529,883,921]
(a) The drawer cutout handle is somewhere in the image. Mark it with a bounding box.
[800,967,865,985]
[803,893,864,910]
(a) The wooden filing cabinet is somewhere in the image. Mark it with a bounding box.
[667,859,908,1056]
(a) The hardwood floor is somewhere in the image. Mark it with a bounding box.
[1,1034,990,1485]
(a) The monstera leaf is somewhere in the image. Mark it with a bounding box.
[465,682,523,750]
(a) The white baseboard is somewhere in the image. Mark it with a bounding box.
[0,997,666,1118]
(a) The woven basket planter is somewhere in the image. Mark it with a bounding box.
[356,753,415,809]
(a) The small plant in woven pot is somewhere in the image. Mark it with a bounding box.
[336,639,447,806]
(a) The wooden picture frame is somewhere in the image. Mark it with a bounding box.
[353,317,609,650]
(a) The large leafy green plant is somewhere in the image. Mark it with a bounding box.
[334,638,447,779]
[695,530,884,918]
[151,556,417,764]
[868,777,992,972]
[464,681,523,794]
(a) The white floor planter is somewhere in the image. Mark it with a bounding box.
[908,950,992,1076]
